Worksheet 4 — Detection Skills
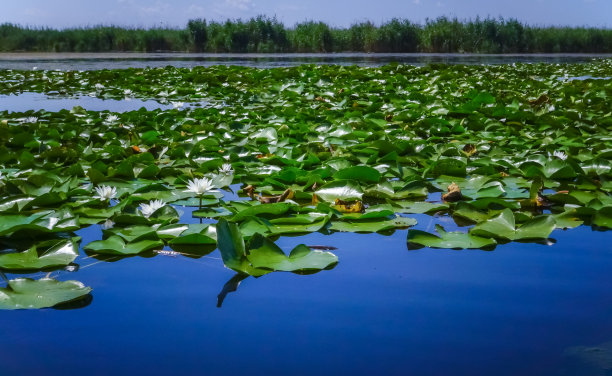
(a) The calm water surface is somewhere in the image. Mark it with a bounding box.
[1,52,611,70]
[2,208,611,376]
[1,56,612,375]
[0,92,208,112]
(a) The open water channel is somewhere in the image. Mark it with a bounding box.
[1,54,612,376]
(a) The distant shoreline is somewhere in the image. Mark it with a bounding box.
[2,17,612,54]
[2,52,612,60]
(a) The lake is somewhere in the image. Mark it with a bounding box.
[1,52,611,70]
[1,55,611,376]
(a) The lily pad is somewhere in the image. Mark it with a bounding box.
[246,233,338,273]
[0,277,92,310]
[470,208,556,241]
[83,235,164,255]
[407,224,497,250]
[0,238,79,270]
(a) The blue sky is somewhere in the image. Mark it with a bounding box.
[2,0,610,28]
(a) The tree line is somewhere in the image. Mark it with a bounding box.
[1,16,611,53]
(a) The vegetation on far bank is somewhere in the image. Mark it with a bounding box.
[1,16,612,54]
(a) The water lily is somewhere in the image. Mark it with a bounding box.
[93,185,117,201]
[101,219,114,230]
[219,163,234,175]
[106,114,119,123]
[553,151,568,160]
[185,177,216,195]
[95,83,105,90]
[172,101,184,109]
[124,89,133,96]
[139,200,166,218]
[185,177,216,209]
[22,116,38,123]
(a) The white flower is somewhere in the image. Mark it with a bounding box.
[553,151,568,160]
[106,114,119,123]
[101,219,114,230]
[124,89,133,96]
[172,101,184,109]
[93,185,117,201]
[185,177,216,195]
[138,200,166,218]
[95,83,105,90]
[22,116,38,123]
[219,163,234,175]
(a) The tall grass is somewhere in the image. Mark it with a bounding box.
[1,16,611,53]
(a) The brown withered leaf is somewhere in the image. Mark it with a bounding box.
[311,193,319,206]
[332,199,364,213]
[442,182,463,202]
[257,189,294,204]
[462,144,477,156]
[529,94,550,106]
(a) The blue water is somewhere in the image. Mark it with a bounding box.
[2,55,612,375]
[1,52,611,70]
[2,215,611,375]
[0,92,208,112]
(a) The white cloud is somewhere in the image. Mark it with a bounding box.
[224,0,254,11]
[140,1,171,15]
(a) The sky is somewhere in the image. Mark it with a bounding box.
[2,0,611,29]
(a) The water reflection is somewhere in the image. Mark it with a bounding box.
[0,92,206,113]
[1,52,611,70]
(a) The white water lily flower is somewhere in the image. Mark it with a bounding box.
[101,219,114,230]
[219,163,234,175]
[22,116,38,123]
[139,200,166,218]
[185,177,216,195]
[93,185,117,201]
[172,101,184,109]
[553,150,568,160]
[106,114,119,123]
[95,83,105,90]
[124,89,133,95]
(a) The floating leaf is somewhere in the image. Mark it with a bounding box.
[0,238,79,270]
[407,224,497,250]
[0,277,91,310]
[246,233,338,273]
[470,208,556,240]
[315,180,363,202]
[83,235,163,255]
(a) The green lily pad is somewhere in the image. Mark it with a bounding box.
[246,233,338,273]
[83,235,163,255]
[333,166,381,183]
[470,208,556,241]
[0,238,79,270]
[330,216,416,233]
[216,219,270,277]
[315,180,364,202]
[0,277,92,310]
[407,224,497,250]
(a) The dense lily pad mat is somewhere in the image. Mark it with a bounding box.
[1,61,611,308]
